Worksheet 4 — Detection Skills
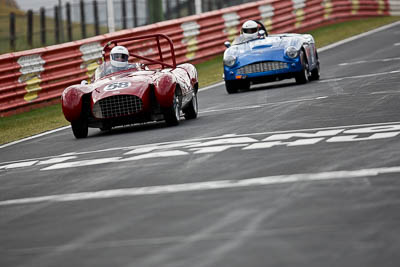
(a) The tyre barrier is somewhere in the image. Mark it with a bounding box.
[0,0,397,116]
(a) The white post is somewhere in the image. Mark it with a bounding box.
[107,0,115,33]
[195,0,202,14]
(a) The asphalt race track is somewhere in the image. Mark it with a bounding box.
[1,22,400,267]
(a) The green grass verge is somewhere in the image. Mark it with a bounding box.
[1,16,399,145]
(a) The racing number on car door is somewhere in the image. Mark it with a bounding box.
[104,82,131,91]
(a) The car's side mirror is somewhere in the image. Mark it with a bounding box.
[81,80,88,85]
[224,41,231,48]
[259,30,266,37]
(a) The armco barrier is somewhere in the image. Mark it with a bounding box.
[0,0,397,117]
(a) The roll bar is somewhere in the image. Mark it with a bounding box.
[103,33,177,69]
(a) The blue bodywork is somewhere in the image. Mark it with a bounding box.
[223,33,319,85]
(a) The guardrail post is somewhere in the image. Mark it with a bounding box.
[122,0,127,29]
[66,2,72,41]
[93,0,100,35]
[195,0,202,14]
[58,1,64,42]
[27,10,33,48]
[166,0,171,19]
[54,5,60,43]
[202,0,208,12]
[188,0,195,15]
[217,0,223,9]
[80,0,87,38]
[9,12,16,51]
[177,0,182,17]
[132,0,138,27]
[148,0,164,23]
[40,7,46,45]
[106,0,115,32]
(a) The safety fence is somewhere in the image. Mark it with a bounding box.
[2,0,254,54]
[0,0,397,116]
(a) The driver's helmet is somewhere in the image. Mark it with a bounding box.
[241,20,259,40]
[110,45,129,68]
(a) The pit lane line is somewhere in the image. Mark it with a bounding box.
[1,20,398,150]
[1,166,400,206]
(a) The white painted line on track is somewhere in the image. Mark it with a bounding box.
[0,126,71,149]
[200,96,328,114]
[1,121,400,166]
[318,21,400,53]
[1,21,399,149]
[338,57,400,66]
[199,81,224,92]
[1,166,399,206]
[319,70,400,83]
[370,90,400,95]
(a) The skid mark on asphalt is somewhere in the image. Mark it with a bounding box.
[1,166,400,206]
[136,209,256,267]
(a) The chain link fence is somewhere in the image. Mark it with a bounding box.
[0,0,252,54]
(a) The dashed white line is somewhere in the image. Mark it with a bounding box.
[200,96,329,114]
[319,70,400,83]
[1,166,399,206]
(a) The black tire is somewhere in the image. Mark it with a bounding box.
[183,91,198,120]
[295,50,309,84]
[240,80,251,91]
[310,61,320,81]
[71,116,88,139]
[225,80,239,94]
[163,93,180,126]
[225,80,250,94]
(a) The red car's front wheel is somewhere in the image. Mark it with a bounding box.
[71,117,88,138]
[183,91,198,120]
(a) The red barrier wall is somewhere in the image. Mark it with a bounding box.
[0,0,395,116]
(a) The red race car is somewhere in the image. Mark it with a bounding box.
[62,34,199,138]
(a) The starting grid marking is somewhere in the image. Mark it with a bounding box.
[1,122,400,172]
[1,165,400,206]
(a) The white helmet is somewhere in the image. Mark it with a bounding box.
[110,46,129,68]
[242,20,259,40]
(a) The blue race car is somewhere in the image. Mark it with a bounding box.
[223,20,320,94]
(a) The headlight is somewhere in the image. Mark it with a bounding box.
[285,46,299,59]
[223,55,236,67]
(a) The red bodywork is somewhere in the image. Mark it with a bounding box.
[61,34,198,138]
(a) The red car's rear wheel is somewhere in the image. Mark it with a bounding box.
[164,94,180,126]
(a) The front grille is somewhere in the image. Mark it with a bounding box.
[237,61,288,75]
[92,95,143,119]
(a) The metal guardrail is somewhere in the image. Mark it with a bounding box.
[0,0,396,116]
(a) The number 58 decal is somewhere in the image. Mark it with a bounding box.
[104,82,131,91]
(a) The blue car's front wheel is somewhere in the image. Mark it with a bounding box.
[295,50,310,84]
[225,80,250,94]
